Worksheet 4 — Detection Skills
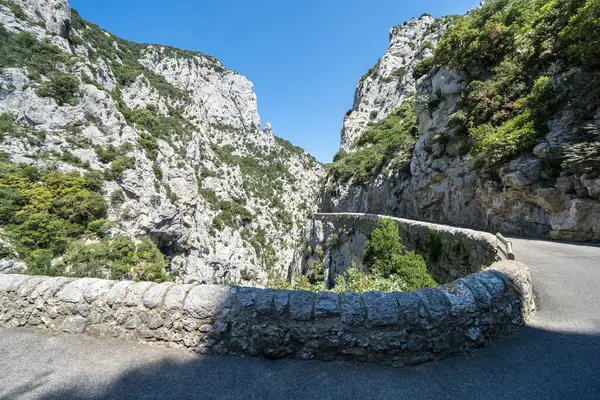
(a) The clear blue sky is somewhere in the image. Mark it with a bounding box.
[70,0,479,163]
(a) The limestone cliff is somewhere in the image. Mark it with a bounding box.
[321,8,600,242]
[0,0,324,284]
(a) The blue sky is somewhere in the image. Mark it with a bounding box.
[70,0,479,162]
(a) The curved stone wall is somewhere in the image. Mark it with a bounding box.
[310,213,500,285]
[0,260,533,366]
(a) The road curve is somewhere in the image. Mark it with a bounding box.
[1,238,599,400]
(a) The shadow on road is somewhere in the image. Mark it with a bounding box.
[27,327,600,400]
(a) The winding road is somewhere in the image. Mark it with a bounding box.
[1,237,599,399]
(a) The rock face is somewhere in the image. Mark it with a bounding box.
[322,15,600,242]
[0,0,324,284]
[340,15,447,151]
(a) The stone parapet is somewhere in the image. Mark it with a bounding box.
[0,260,533,366]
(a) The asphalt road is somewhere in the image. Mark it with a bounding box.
[1,237,599,400]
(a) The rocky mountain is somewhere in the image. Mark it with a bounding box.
[0,0,324,284]
[321,1,600,242]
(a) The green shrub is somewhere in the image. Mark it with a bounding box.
[212,200,253,231]
[152,163,163,180]
[470,111,537,167]
[104,156,136,180]
[0,114,14,136]
[37,73,80,106]
[139,132,159,161]
[25,249,64,276]
[413,57,435,79]
[110,190,125,207]
[60,235,171,282]
[362,218,437,291]
[334,267,408,293]
[199,188,219,208]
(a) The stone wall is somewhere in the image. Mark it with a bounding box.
[0,260,534,366]
[309,213,499,285]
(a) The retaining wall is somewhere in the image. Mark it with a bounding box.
[310,213,500,285]
[0,260,534,366]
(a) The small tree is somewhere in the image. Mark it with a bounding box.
[37,73,80,106]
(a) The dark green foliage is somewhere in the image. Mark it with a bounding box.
[413,57,435,80]
[110,190,125,207]
[138,132,159,161]
[211,145,293,206]
[36,73,80,106]
[199,188,219,208]
[104,156,136,180]
[427,230,443,264]
[0,26,67,82]
[25,249,64,276]
[152,163,163,180]
[0,161,110,260]
[95,143,132,164]
[128,107,194,145]
[83,170,105,192]
[0,0,27,20]
[0,114,14,136]
[61,235,171,282]
[362,218,437,291]
[328,99,417,183]
[212,200,253,231]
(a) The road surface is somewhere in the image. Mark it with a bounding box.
[1,238,599,399]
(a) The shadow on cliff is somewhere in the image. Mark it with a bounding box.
[31,326,600,400]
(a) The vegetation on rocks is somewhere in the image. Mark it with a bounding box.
[0,26,67,82]
[423,0,600,167]
[328,99,418,183]
[0,155,169,282]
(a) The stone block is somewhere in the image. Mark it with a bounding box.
[255,289,274,315]
[273,290,289,314]
[56,278,99,303]
[289,291,314,321]
[413,288,449,322]
[394,291,420,324]
[0,274,32,292]
[143,282,174,309]
[315,292,339,318]
[15,276,45,297]
[124,282,154,307]
[363,292,399,326]
[146,310,164,329]
[237,287,257,308]
[106,281,133,308]
[48,277,76,296]
[340,292,365,326]
[183,285,233,319]
[61,316,86,334]
[163,284,192,311]
[83,279,115,303]
[474,271,506,301]
[440,281,476,315]
[458,277,491,309]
